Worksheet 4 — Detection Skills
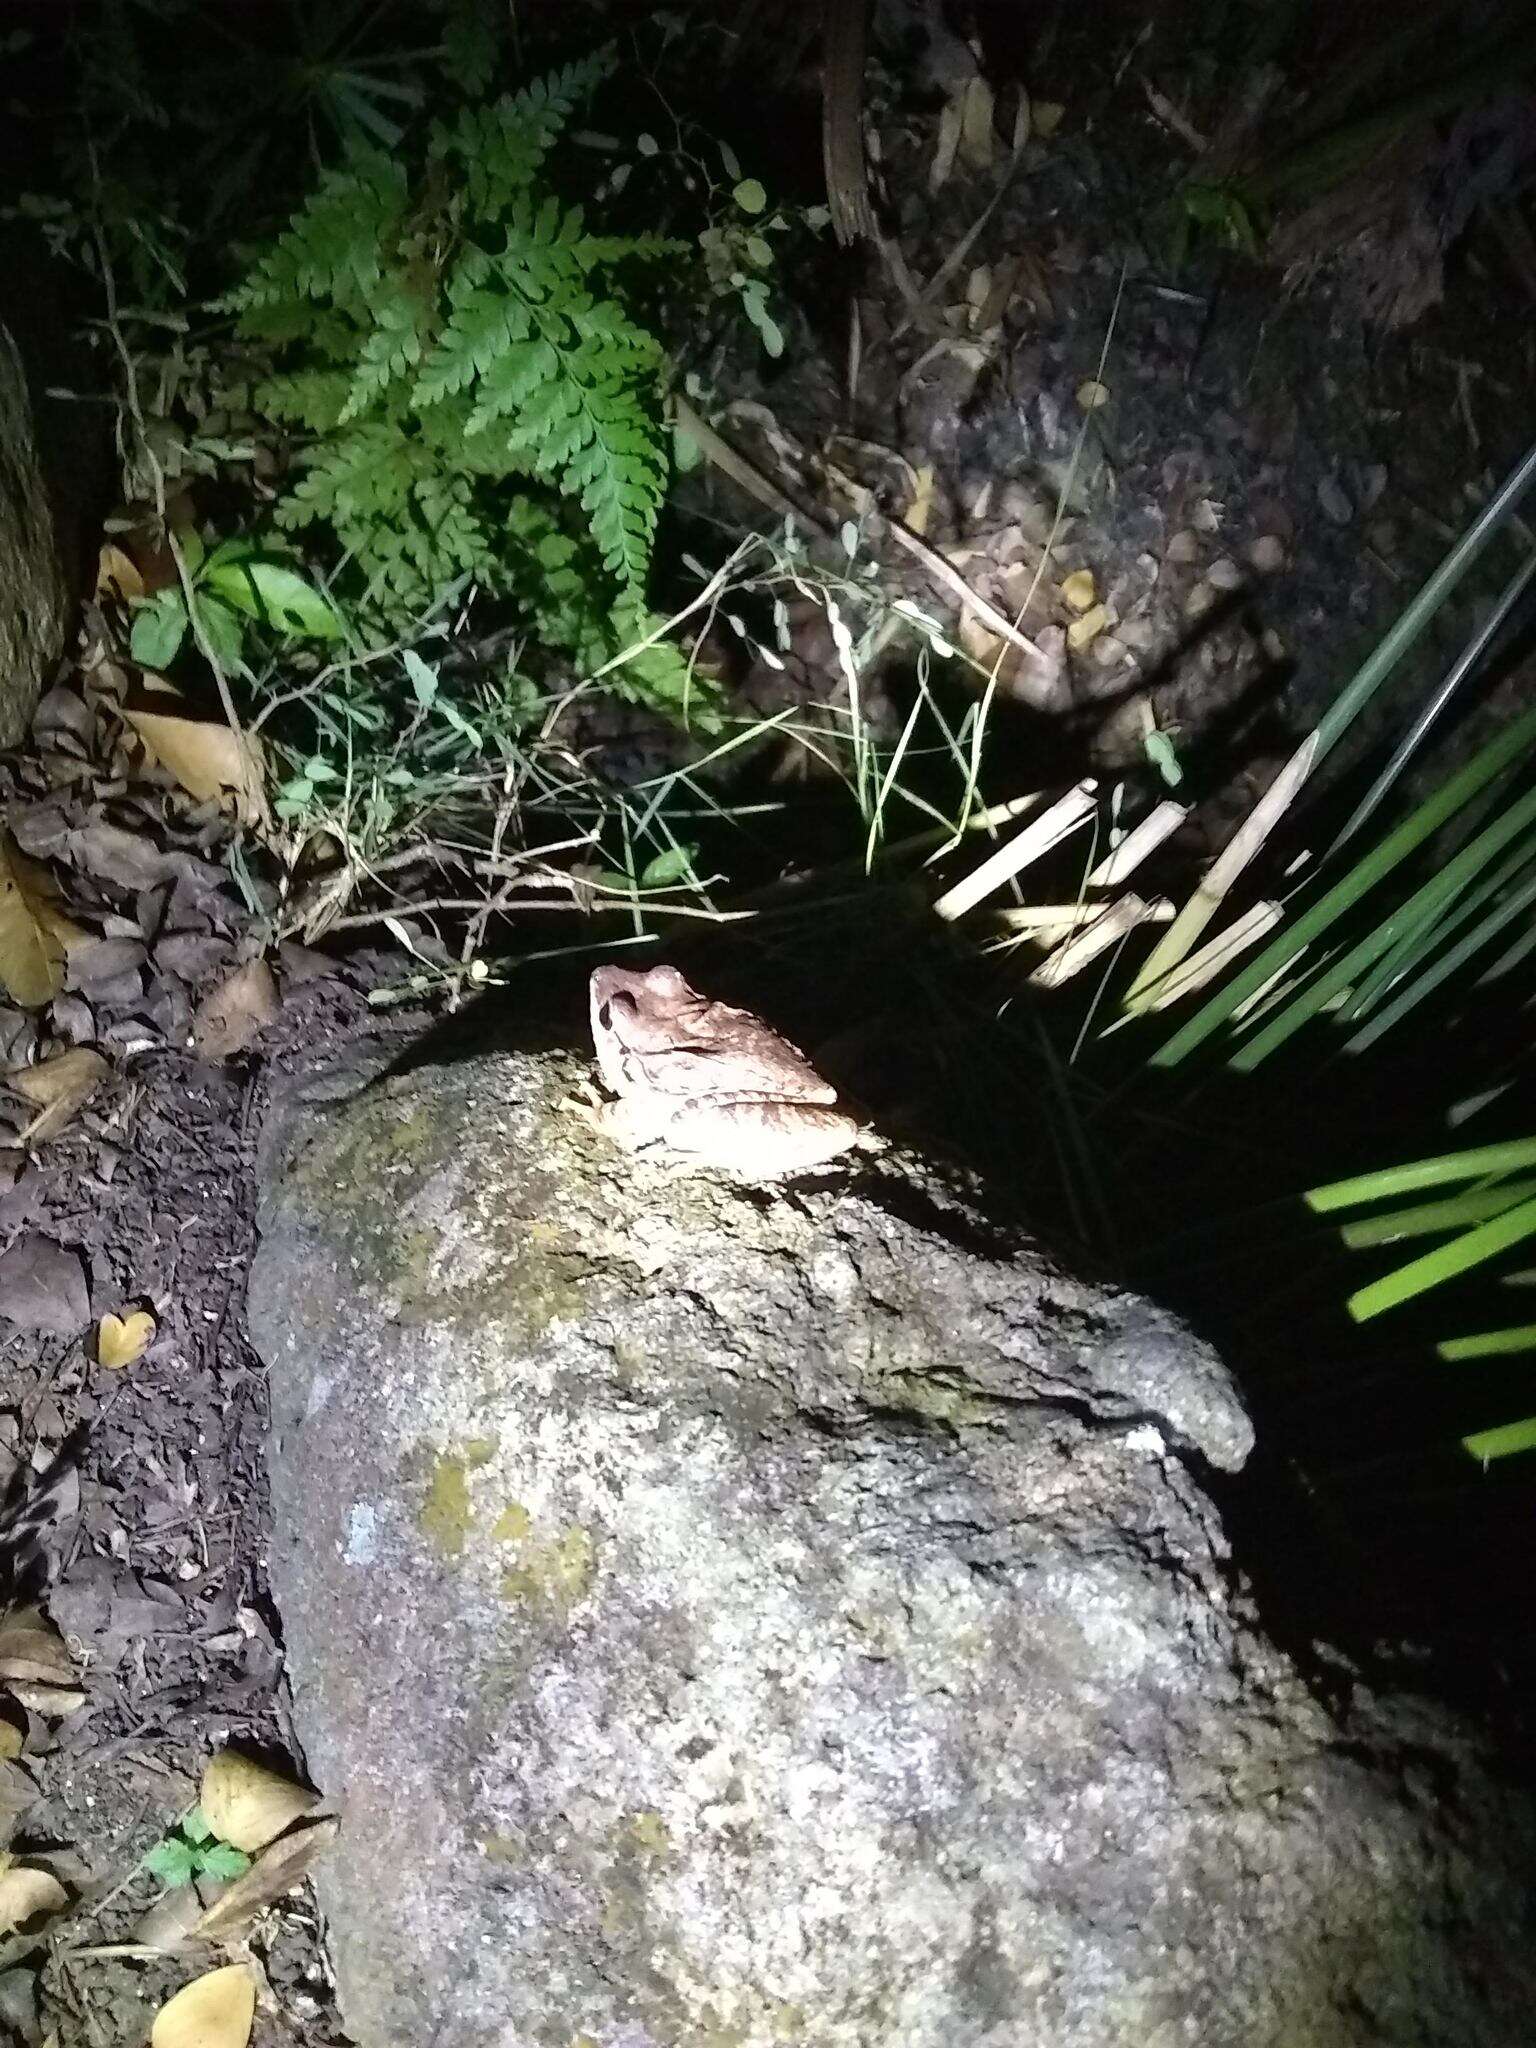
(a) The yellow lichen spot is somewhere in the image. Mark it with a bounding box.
[491,1501,532,1543]
[626,1810,671,1858]
[500,1524,597,1615]
[463,1438,497,1469]
[419,1455,472,1557]
[770,2003,808,2040]
[479,1833,526,1865]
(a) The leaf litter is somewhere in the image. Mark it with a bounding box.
[0,644,379,2045]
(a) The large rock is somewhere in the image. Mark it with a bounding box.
[249,1018,1536,2048]
[0,317,72,750]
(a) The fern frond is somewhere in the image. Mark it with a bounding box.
[223,150,409,314]
[567,389,667,591]
[341,282,432,423]
[233,51,689,696]
[412,285,537,408]
[429,52,613,214]
[252,368,353,432]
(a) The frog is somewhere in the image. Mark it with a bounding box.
[578,964,863,1178]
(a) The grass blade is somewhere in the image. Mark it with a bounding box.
[1153,701,1536,1062]
[1346,1193,1536,1321]
[1463,1416,1536,1463]
[1308,1139,1536,1211]
[1232,779,1536,1069]
[1440,1325,1536,1361]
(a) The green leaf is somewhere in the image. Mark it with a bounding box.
[1143,727,1184,788]
[437,697,483,748]
[191,593,249,676]
[198,1842,252,1880]
[639,846,698,888]
[202,554,345,639]
[402,649,439,708]
[1463,1415,1536,1463]
[1346,1193,1536,1322]
[182,1806,214,1845]
[144,1839,198,1887]
[733,178,767,214]
[739,283,784,358]
[130,591,188,670]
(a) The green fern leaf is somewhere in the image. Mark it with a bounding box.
[341,284,431,422]
[232,50,688,690]
[412,287,536,407]
[225,151,408,313]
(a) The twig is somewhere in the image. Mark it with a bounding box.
[669,395,834,540]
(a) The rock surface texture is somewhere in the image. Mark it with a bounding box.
[249,1022,1536,2048]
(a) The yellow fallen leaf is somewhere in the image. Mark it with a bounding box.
[0,1722,21,1762]
[201,1750,319,1854]
[957,73,997,172]
[96,1309,157,1371]
[0,832,83,1009]
[191,958,280,1062]
[0,1859,67,1934]
[3,1046,110,1147]
[1076,379,1110,411]
[1061,570,1097,613]
[1067,603,1110,651]
[150,1965,256,2048]
[121,677,268,829]
[96,542,146,603]
[904,464,937,535]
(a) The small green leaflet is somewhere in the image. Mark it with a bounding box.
[639,845,698,888]
[402,648,439,708]
[733,178,766,214]
[130,590,189,670]
[1143,727,1184,788]
[144,1838,198,1887]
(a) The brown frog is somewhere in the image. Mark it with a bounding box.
[581,964,863,1178]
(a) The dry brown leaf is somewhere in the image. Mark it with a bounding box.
[200,1751,319,1855]
[190,959,280,1062]
[121,677,268,829]
[1061,570,1097,614]
[135,1883,208,1955]
[96,543,146,604]
[2,1046,109,1147]
[150,1965,256,2048]
[96,1309,158,1371]
[0,833,84,1010]
[0,1858,67,1935]
[0,1607,81,1716]
[0,1608,76,1692]
[188,1817,340,1944]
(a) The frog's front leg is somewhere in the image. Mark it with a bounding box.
[569,1082,670,1155]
